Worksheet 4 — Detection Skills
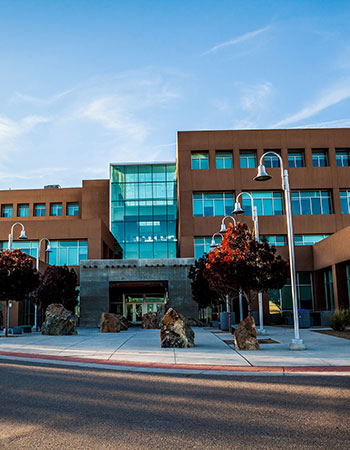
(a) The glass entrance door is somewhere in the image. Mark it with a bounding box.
[124,294,166,324]
[125,296,144,323]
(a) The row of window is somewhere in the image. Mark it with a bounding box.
[191,148,350,170]
[0,202,79,218]
[193,190,350,216]
[0,240,88,266]
[193,235,330,259]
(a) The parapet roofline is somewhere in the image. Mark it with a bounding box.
[109,161,175,166]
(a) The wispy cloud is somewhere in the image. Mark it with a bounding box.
[270,82,350,128]
[291,118,350,128]
[203,26,270,55]
[0,115,49,143]
[9,89,74,106]
[75,96,149,142]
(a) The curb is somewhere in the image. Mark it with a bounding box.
[1,351,350,374]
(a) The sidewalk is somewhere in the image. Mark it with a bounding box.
[0,326,349,375]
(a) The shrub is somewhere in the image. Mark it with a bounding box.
[330,309,350,332]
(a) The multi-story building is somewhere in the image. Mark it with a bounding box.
[3,127,350,329]
[0,180,120,327]
[177,128,350,318]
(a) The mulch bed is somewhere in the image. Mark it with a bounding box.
[312,329,350,340]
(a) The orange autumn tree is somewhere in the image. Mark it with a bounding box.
[204,222,289,320]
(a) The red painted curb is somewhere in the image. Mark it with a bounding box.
[0,350,350,373]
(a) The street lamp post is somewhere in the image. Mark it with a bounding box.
[233,192,267,335]
[212,215,238,333]
[254,151,306,350]
[5,222,28,336]
[33,238,52,331]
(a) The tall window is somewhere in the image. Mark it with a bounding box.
[242,192,283,216]
[216,151,232,169]
[324,269,334,310]
[264,150,281,168]
[67,202,79,216]
[295,235,329,246]
[1,205,13,218]
[50,203,62,216]
[340,190,350,214]
[193,192,234,217]
[191,152,209,170]
[262,235,286,246]
[110,164,177,259]
[288,150,305,168]
[18,204,29,217]
[34,203,46,217]
[336,149,350,167]
[269,272,313,312]
[240,150,257,168]
[194,237,221,259]
[291,191,332,215]
[48,240,88,265]
[312,149,328,167]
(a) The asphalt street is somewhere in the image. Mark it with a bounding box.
[0,360,349,450]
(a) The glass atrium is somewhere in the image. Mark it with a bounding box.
[110,163,177,259]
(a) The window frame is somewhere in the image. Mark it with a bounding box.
[67,202,79,216]
[50,202,63,217]
[192,192,235,217]
[312,149,329,167]
[17,203,30,218]
[1,204,13,218]
[34,203,46,217]
[215,150,233,169]
[239,150,257,168]
[191,151,209,170]
[288,150,305,168]
[291,190,332,215]
[336,149,350,167]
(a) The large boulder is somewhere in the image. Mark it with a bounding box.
[41,304,77,336]
[160,308,195,348]
[234,315,260,350]
[100,313,121,333]
[142,312,159,329]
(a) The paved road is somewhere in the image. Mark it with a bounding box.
[0,360,349,450]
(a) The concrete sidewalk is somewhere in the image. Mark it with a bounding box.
[0,326,349,370]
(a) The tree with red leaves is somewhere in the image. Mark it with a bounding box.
[204,222,289,320]
[34,265,79,313]
[0,249,40,336]
[188,253,224,310]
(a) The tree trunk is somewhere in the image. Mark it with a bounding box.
[5,300,8,337]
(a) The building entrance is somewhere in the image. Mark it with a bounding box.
[109,280,168,325]
[125,294,166,324]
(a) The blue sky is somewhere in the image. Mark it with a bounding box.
[1,0,350,189]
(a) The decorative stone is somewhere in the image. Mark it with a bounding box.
[187,317,202,327]
[234,315,260,350]
[100,313,121,333]
[160,308,195,348]
[41,304,78,336]
[142,312,159,329]
[116,315,129,331]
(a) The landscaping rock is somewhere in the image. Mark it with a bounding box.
[116,315,129,330]
[160,308,195,348]
[100,313,121,333]
[41,304,77,336]
[234,315,260,350]
[187,317,202,327]
[142,312,159,329]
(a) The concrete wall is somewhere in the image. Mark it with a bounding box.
[80,258,197,327]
